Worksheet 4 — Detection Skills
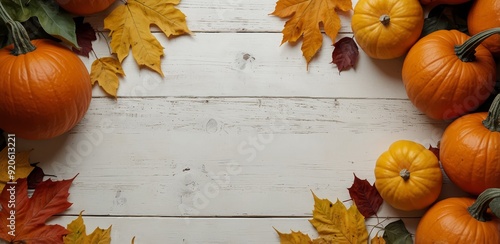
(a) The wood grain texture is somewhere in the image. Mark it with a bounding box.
[18,97,463,219]
[88,33,407,98]
[86,0,355,33]
[48,216,420,243]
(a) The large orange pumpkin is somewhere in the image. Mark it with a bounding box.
[468,0,500,57]
[374,140,442,211]
[402,28,498,120]
[56,0,116,16]
[0,20,92,140]
[351,0,424,59]
[415,188,500,243]
[439,94,500,195]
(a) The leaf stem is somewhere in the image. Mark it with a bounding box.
[467,188,500,222]
[0,1,36,55]
[482,94,500,132]
[455,27,500,62]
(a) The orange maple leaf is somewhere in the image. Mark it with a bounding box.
[0,177,75,243]
[271,0,352,66]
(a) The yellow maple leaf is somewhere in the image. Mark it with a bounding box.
[64,211,112,244]
[371,234,386,244]
[275,228,312,244]
[90,57,125,98]
[271,0,352,66]
[104,0,191,76]
[0,148,34,191]
[309,192,368,244]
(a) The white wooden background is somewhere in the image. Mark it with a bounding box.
[15,0,486,243]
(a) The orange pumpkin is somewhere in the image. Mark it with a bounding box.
[468,0,500,57]
[415,188,500,243]
[440,94,500,195]
[402,28,498,120]
[0,19,92,140]
[374,140,442,211]
[351,0,424,59]
[56,0,116,16]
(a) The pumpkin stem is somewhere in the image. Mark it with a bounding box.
[379,15,390,26]
[483,94,500,132]
[455,27,500,62]
[399,169,410,181]
[467,188,500,222]
[0,1,36,55]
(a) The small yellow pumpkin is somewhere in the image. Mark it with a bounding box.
[351,0,424,59]
[374,140,443,211]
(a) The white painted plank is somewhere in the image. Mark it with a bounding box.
[48,216,420,243]
[87,33,407,98]
[85,0,355,33]
[17,97,466,217]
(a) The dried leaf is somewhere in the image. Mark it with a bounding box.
[27,163,48,189]
[73,17,97,57]
[64,211,112,244]
[347,173,383,218]
[91,57,125,98]
[383,219,413,244]
[309,192,368,243]
[0,177,75,243]
[428,144,440,161]
[0,148,34,191]
[331,37,358,73]
[271,0,353,66]
[371,234,386,244]
[275,229,312,244]
[104,0,191,75]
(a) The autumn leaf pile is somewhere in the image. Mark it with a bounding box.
[0,138,124,243]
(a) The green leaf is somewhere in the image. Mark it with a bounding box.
[421,2,472,38]
[383,219,413,244]
[0,0,78,47]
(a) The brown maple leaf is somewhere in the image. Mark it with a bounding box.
[271,0,353,66]
[0,177,75,243]
[331,37,358,73]
[347,174,383,218]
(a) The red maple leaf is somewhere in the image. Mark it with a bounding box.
[0,177,75,243]
[331,37,359,73]
[347,173,383,218]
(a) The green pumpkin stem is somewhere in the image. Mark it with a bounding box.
[0,1,36,55]
[467,188,500,222]
[483,94,500,132]
[455,27,500,62]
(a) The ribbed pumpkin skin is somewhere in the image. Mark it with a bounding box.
[468,0,500,57]
[351,0,424,59]
[415,197,500,243]
[56,0,116,15]
[0,39,92,140]
[440,112,500,195]
[402,30,496,120]
[374,140,442,211]
[419,0,470,5]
